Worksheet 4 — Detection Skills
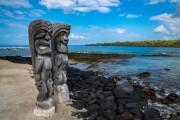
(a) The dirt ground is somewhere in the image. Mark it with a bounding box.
[0,60,82,120]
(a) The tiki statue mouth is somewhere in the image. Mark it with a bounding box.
[39,40,50,50]
[35,34,51,55]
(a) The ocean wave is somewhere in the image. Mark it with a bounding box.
[0,47,29,50]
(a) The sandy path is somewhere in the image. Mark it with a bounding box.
[0,60,81,120]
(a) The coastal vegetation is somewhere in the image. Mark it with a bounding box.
[87,40,180,47]
[67,53,134,63]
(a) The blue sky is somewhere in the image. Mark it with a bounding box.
[0,0,179,45]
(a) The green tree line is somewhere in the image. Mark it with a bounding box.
[87,40,180,47]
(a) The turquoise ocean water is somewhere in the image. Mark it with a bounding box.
[0,45,180,93]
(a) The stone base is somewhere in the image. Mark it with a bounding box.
[34,106,55,117]
[56,84,70,103]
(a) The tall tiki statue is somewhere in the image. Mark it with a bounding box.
[29,20,55,117]
[52,23,71,103]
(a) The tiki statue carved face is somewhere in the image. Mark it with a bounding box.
[55,31,69,53]
[35,32,51,55]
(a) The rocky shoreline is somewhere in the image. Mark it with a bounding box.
[66,68,179,120]
[0,56,179,120]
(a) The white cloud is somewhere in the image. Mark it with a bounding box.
[147,0,165,5]
[0,0,32,8]
[0,9,45,20]
[108,28,145,39]
[40,0,75,10]
[0,9,24,20]
[70,34,87,39]
[150,13,172,21]
[29,9,45,17]
[98,0,120,7]
[114,28,126,34]
[154,25,169,34]
[150,13,180,39]
[126,14,141,18]
[72,6,110,13]
[146,0,177,5]
[15,10,25,15]
[73,7,91,12]
[39,0,121,13]
[7,22,27,29]
[19,34,28,38]
[78,0,98,7]
[0,19,27,29]
[98,7,110,13]
[119,13,141,18]
[109,28,126,34]
[1,9,14,18]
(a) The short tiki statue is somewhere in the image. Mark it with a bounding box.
[52,23,70,103]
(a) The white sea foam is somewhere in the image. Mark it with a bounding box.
[68,62,90,71]
[148,100,178,119]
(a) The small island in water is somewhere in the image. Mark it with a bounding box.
[87,40,180,47]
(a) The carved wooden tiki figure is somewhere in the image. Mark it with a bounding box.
[52,23,71,103]
[29,20,55,117]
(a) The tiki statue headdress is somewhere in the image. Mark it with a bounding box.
[52,23,71,53]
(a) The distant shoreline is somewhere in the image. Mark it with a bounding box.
[86,40,180,48]
[86,45,180,48]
